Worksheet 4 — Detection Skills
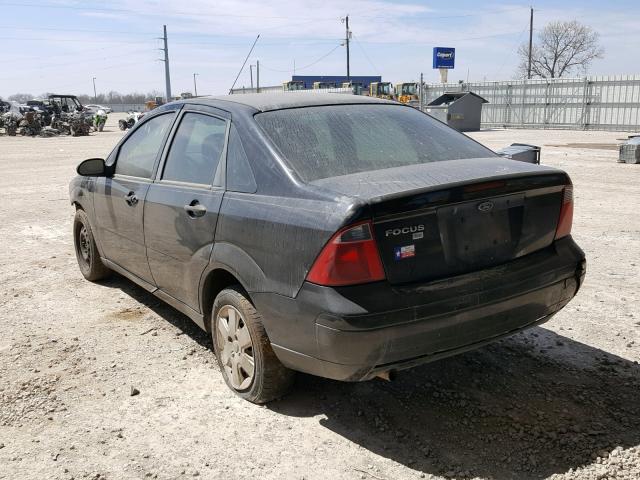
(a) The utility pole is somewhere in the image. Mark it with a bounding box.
[256,60,260,93]
[159,25,172,102]
[250,65,254,89]
[419,72,423,111]
[193,73,199,97]
[527,7,533,79]
[342,15,351,80]
[92,77,97,102]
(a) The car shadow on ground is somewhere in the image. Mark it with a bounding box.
[100,274,211,349]
[269,329,640,480]
[101,274,640,479]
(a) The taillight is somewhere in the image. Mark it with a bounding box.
[555,183,574,239]
[307,221,386,286]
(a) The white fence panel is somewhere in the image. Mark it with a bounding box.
[422,75,640,131]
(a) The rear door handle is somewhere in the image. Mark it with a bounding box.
[184,201,207,218]
[124,192,138,206]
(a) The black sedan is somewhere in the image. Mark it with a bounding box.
[69,93,586,403]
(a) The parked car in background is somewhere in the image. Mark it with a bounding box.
[85,104,112,114]
[69,93,586,404]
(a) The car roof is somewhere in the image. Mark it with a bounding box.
[179,92,399,113]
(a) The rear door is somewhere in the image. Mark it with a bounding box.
[93,111,177,283]
[143,106,229,310]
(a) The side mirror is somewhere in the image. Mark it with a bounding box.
[77,158,108,176]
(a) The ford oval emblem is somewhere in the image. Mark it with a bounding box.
[477,201,494,213]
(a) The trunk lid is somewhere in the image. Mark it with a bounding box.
[311,157,568,285]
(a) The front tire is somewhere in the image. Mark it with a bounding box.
[211,287,294,403]
[73,209,110,281]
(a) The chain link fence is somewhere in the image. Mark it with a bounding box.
[421,75,640,131]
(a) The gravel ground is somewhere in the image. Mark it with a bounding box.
[0,117,639,480]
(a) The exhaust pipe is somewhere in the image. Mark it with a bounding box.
[376,370,396,381]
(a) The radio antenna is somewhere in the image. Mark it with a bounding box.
[229,34,260,94]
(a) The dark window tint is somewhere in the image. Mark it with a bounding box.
[162,113,227,185]
[116,113,175,178]
[255,104,494,181]
[226,125,257,193]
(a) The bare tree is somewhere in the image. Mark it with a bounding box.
[518,20,604,78]
[8,93,34,103]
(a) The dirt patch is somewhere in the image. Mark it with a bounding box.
[0,127,638,479]
[107,306,147,321]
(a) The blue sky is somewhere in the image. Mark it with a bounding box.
[1,0,639,98]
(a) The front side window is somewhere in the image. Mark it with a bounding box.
[162,113,227,185]
[116,113,175,178]
[255,104,494,182]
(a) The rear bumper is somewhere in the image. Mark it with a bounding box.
[252,237,586,381]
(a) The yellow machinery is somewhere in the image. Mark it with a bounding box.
[369,82,394,100]
[283,81,305,91]
[313,81,335,90]
[395,82,418,104]
[342,81,363,95]
[145,96,165,111]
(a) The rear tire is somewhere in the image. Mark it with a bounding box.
[118,119,127,131]
[73,209,110,281]
[211,286,294,403]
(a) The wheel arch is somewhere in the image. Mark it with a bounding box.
[199,267,251,334]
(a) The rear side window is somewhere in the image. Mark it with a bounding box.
[162,113,227,185]
[116,113,175,178]
[226,125,257,193]
[255,104,494,181]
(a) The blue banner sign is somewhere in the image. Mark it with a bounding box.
[433,47,455,69]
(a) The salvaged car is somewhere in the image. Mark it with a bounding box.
[1,101,23,136]
[48,94,84,114]
[69,93,586,403]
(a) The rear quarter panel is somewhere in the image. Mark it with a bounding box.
[214,191,353,297]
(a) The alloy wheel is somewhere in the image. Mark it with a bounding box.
[216,305,255,390]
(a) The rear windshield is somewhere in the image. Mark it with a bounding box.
[255,104,494,181]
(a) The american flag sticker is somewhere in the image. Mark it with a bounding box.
[394,244,416,260]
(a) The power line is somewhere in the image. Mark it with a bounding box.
[259,44,342,74]
[0,2,532,23]
[0,2,339,21]
[0,35,147,44]
[355,29,528,45]
[351,34,380,75]
[0,25,158,36]
[357,5,531,20]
